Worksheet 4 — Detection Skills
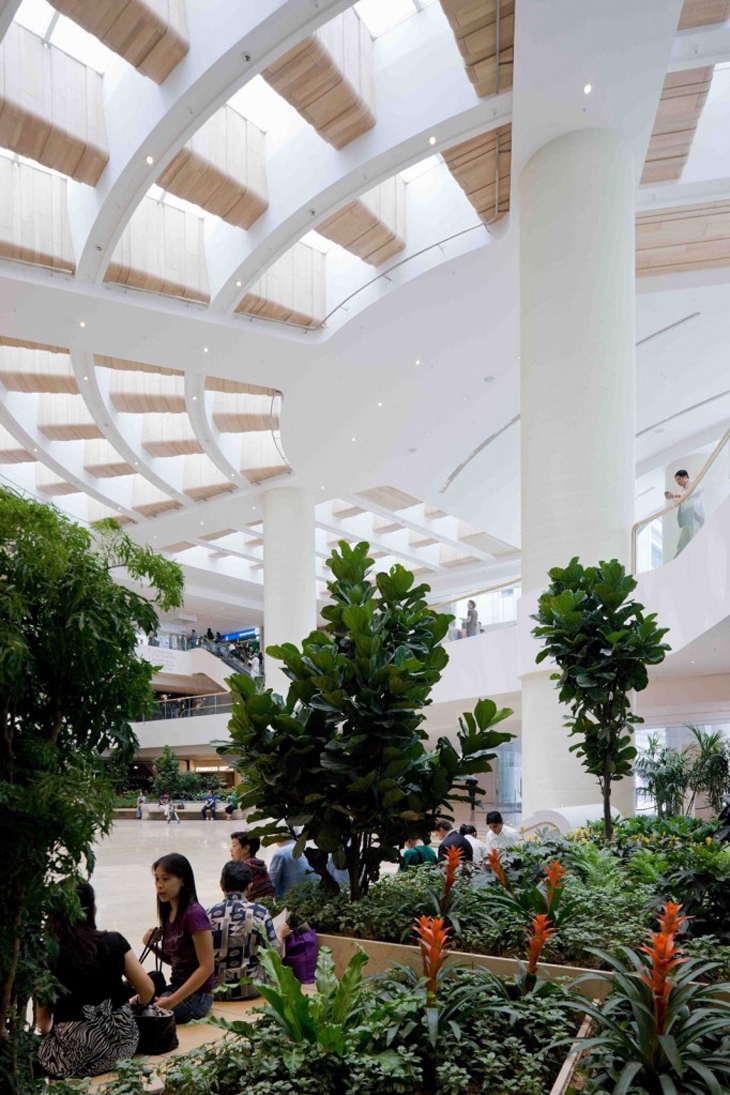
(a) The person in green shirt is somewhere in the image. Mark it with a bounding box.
[400,837,437,870]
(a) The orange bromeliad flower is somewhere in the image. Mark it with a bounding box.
[442,845,462,905]
[486,848,507,888]
[638,901,689,1035]
[414,915,452,997]
[543,860,567,911]
[526,913,554,976]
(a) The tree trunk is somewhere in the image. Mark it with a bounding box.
[603,753,613,841]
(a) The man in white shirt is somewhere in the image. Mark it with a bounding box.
[484,810,520,854]
[459,824,487,864]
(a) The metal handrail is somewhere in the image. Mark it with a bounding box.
[428,576,521,612]
[630,423,730,573]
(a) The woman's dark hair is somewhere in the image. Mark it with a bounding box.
[459,823,478,837]
[48,880,104,975]
[152,853,198,925]
[231,830,261,857]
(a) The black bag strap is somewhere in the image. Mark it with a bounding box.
[138,923,165,972]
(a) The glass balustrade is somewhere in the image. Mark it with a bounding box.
[633,427,730,573]
[138,691,234,722]
[438,580,521,642]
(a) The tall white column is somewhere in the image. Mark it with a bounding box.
[263,486,316,696]
[519,129,636,817]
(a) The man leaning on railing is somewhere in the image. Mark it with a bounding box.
[665,469,704,557]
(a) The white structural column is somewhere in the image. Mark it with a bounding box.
[519,129,637,817]
[263,487,316,695]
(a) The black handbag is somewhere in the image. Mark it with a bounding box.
[132,1001,178,1055]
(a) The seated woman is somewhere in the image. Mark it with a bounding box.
[36,880,154,1079]
[143,853,214,1023]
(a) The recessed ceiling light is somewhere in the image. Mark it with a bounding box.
[146,155,154,165]
[351,437,356,442]
[428,135,436,146]
[236,280,242,288]
[415,359,420,365]
[200,521,204,526]
[192,395,197,401]
[79,321,86,328]
[377,402,383,407]
[83,375,88,381]
[320,485,325,490]
[33,447,38,452]
[583,84,592,95]
[203,347,209,353]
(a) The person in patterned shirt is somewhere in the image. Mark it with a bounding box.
[207,861,289,1000]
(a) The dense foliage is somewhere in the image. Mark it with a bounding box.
[159,945,578,1095]
[220,541,513,898]
[532,558,670,839]
[150,744,221,799]
[0,490,183,1090]
[262,818,730,977]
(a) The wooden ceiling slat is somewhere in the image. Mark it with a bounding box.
[236,243,324,328]
[441,125,512,224]
[641,67,714,185]
[439,0,514,98]
[636,200,730,276]
[157,106,268,229]
[0,160,76,273]
[0,24,108,185]
[263,7,375,150]
[47,0,189,84]
[317,177,406,267]
[678,0,730,29]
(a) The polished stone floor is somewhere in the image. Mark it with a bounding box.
[89,820,276,952]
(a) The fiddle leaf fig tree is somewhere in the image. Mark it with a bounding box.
[0,489,183,1089]
[531,557,670,841]
[220,541,513,899]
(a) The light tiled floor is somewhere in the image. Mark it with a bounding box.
[89,820,274,951]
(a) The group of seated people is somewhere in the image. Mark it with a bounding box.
[400,812,521,869]
[37,817,518,1079]
[36,830,313,1081]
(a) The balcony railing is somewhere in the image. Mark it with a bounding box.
[430,578,522,641]
[632,425,730,573]
[138,691,234,722]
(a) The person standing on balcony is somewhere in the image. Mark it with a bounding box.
[665,469,704,557]
[464,599,479,637]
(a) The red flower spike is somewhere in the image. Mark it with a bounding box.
[487,848,507,888]
[637,901,690,1036]
[526,912,554,976]
[442,845,462,905]
[414,915,452,998]
[544,860,568,912]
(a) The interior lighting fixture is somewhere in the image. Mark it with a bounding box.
[83,375,88,381]
[236,280,242,288]
[377,402,383,407]
[192,395,197,401]
[146,155,155,165]
[428,135,436,146]
[415,359,420,365]
[203,347,209,353]
[79,321,86,328]
[583,84,592,95]
[351,437,356,442]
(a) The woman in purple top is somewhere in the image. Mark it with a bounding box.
[142,853,214,1023]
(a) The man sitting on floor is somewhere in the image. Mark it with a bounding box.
[207,861,288,999]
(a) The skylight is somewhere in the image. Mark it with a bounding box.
[14,0,117,74]
[300,230,339,255]
[400,154,443,183]
[354,0,421,37]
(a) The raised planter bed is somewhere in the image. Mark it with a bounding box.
[317,933,611,1002]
